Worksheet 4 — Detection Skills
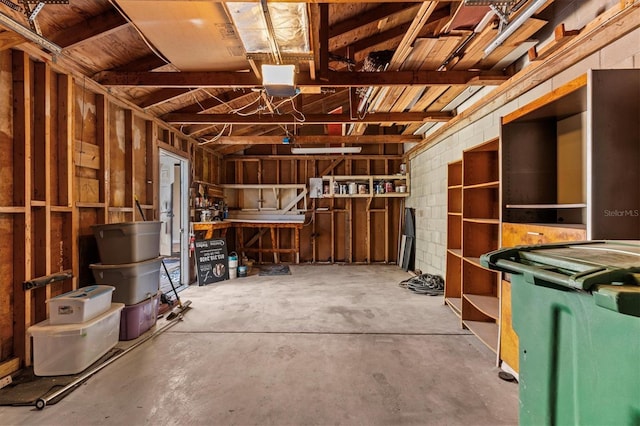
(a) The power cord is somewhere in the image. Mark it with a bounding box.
[398,273,445,296]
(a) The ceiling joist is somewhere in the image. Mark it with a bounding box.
[206,134,422,145]
[163,111,452,124]
[96,70,508,88]
[51,9,128,49]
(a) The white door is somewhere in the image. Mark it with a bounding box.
[159,149,190,286]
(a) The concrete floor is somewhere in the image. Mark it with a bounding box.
[1,264,518,425]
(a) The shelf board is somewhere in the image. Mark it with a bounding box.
[448,212,462,216]
[222,183,305,189]
[0,206,25,214]
[76,202,105,208]
[448,184,462,190]
[376,192,409,197]
[464,294,499,320]
[324,175,406,181]
[462,257,499,271]
[108,207,133,212]
[194,180,220,187]
[325,193,409,199]
[464,181,499,190]
[447,248,462,257]
[373,174,407,180]
[505,203,586,209]
[463,218,499,224]
[463,320,498,353]
[332,194,372,198]
[50,206,73,213]
[445,297,462,316]
[523,223,587,229]
[31,200,46,207]
[323,175,370,181]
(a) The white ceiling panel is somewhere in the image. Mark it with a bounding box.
[115,0,249,71]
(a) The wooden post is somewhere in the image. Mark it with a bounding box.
[59,74,77,290]
[96,94,108,223]
[12,50,32,366]
[124,109,134,220]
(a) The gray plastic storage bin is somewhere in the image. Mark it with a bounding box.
[90,257,162,305]
[91,221,161,265]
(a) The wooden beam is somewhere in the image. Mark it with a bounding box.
[112,53,169,72]
[97,69,508,88]
[339,7,450,55]
[0,30,25,51]
[347,21,410,54]
[319,4,329,81]
[407,2,640,159]
[225,154,404,161]
[215,144,253,155]
[51,9,129,49]
[164,111,452,124]
[0,357,20,378]
[172,90,255,114]
[208,135,422,145]
[12,49,31,367]
[528,23,580,61]
[389,1,438,71]
[329,3,417,38]
[137,88,193,109]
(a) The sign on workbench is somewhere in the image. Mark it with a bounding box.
[194,238,229,285]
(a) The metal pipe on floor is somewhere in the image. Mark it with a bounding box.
[34,316,184,410]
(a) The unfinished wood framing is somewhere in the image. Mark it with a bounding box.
[0,49,213,372]
[224,153,405,264]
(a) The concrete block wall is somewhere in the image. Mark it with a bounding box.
[407,22,640,277]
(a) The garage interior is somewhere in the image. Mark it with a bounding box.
[0,0,639,424]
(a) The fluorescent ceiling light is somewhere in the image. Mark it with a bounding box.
[291,147,362,154]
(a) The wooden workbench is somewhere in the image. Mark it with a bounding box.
[192,221,232,239]
[192,220,303,263]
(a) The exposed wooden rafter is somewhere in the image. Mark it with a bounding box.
[137,88,192,109]
[164,111,452,124]
[0,30,25,51]
[328,3,416,38]
[206,134,422,146]
[51,9,129,49]
[97,70,508,88]
[112,54,169,72]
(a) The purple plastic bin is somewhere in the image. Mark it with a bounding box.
[119,293,159,341]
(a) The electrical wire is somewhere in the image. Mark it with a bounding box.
[398,274,445,296]
[198,123,233,145]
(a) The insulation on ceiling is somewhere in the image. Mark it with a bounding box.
[226,2,310,54]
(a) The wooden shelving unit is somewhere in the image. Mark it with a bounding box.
[445,160,462,317]
[501,70,639,239]
[223,155,406,264]
[321,174,409,198]
[497,69,640,373]
[446,140,500,354]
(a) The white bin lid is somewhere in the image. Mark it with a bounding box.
[28,303,124,336]
[47,285,115,303]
